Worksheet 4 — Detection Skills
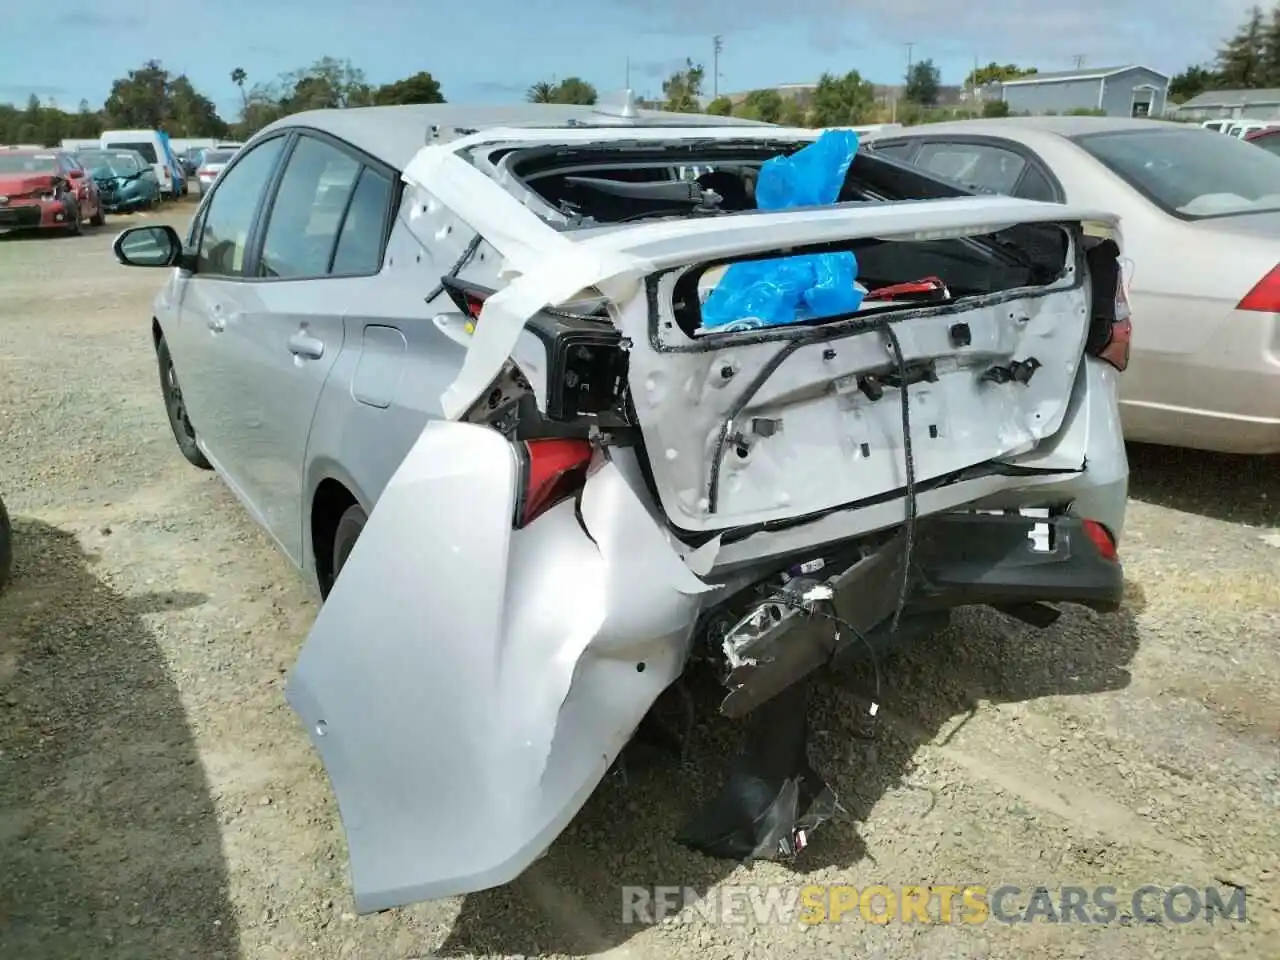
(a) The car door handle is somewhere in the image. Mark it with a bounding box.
[288,330,325,360]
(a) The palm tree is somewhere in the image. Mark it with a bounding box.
[231,67,248,112]
[526,80,554,103]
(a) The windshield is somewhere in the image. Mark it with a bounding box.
[1073,126,1280,219]
[81,151,141,176]
[0,153,57,175]
[103,141,158,164]
[203,150,234,164]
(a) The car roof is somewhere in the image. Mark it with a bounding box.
[255,102,775,171]
[876,116,1194,142]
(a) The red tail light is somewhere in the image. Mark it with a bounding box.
[1236,264,1280,313]
[441,276,492,332]
[1082,519,1118,562]
[1097,273,1132,371]
[198,167,215,177]
[515,438,593,528]
[1084,263,1132,373]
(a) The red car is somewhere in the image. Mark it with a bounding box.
[0,148,104,235]
[1244,126,1280,156]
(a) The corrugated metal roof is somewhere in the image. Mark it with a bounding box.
[1001,65,1167,86]
[1176,88,1280,109]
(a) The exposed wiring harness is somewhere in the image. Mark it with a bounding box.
[706,319,919,632]
[879,322,917,634]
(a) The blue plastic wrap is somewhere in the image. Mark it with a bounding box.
[700,129,865,331]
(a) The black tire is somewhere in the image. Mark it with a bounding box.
[66,203,82,235]
[331,504,368,585]
[156,336,212,470]
[0,494,11,594]
[90,202,105,227]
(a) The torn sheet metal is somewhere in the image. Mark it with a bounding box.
[403,146,652,420]
[287,427,713,911]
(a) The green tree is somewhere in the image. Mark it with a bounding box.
[809,70,875,126]
[662,59,704,112]
[374,71,445,105]
[167,76,228,136]
[73,99,101,137]
[1217,5,1267,88]
[905,58,941,106]
[279,57,373,112]
[1168,64,1220,103]
[705,95,732,116]
[555,77,597,105]
[779,99,808,126]
[964,62,1037,87]
[981,99,1011,118]
[103,60,171,128]
[738,88,784,122]
[526,81,555,103]
[1263,6,1280,86]
[231,67,248,114]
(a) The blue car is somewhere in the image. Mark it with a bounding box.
[76,149,161,213]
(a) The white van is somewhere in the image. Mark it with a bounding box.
[99,129,182,198]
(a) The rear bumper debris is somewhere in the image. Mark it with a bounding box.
[678,511,1122,864]
[719,512,1123,720]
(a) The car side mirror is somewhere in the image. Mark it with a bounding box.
[112,225,186,269]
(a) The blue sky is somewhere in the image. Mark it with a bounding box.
[0,0,1261,119]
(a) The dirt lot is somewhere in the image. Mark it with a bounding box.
[1,204,1278,960]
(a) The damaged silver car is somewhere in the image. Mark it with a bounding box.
[111,94,1132,913]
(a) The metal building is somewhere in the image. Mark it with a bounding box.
[1173,88,1280,121]
[999,65,1171,118]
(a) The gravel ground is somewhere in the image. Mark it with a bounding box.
[1,205,1277,960]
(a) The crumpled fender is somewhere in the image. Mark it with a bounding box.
[287,423,711,912]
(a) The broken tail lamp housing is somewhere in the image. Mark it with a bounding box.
[441,276,631,423]
[1083,239,1131,372]
[514,438,594,528]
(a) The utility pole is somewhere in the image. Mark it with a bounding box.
[713,35,724,99]
[1072,54,1086,69]
[905,41,916,75]
[626,55,631,90]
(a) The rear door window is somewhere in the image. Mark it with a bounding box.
[256,135,361,279]
[1014,164,1058,202]
[868,140,920,163]
[912,141,1027,195]
[330,167,394,275]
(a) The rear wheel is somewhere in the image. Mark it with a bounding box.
[157,336,212,470]
[90,201,105,227]
[331,504,368,585]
